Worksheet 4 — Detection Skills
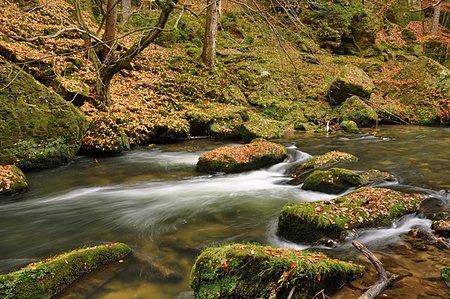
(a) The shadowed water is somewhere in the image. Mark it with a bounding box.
[0,125,449,298]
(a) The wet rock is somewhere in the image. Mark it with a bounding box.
[432,220,450,238]
[0,243,131,298]
[340,120,359,133]
[0,60,87,169]
[302,168,363,194]
[361,169,396,184]
[196,140,287,173]
[81,113,130,155]
[441,266,450,288]
[278,187,424,243]
[328,65,375,105]
[292,150,358,178]
[337,96,378,127]
[190,243,364,299]
[130,252,182,281]
[0,165,28,196]
[419,192,450,221]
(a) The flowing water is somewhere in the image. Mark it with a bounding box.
[0,125,449,298]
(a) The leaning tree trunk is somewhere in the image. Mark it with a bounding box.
[432,2,442,35]
[201,0,221,70]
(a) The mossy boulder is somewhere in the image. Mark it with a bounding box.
[240,113,285,143]
[0,165,28,196]
[197,140,287,173]
[0,243,131,299]
[328,65,375,105]
[81,113,130,155]
[0,61,87,169]
[302,168,364,194]
[278,187,424,243]
[340,120,359,133]
[210,119,243,141]
[190,243,364,299]
[337,96,378,127]
[361,169,396,184]
[442,266,450,288]
[292,151,358,178]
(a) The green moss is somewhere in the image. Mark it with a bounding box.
[197,140,287,173]
[241,113,285,143]
[361,169,396,184]
[0,243,131,299]
[302,168,363,194]
[337,96,378,127]
[190,243,364,299]
[292,151,358,177]
[278,187,424,243]
[0,61,87,169]
[441,266,450,286]
[0,165,28,196]
[340,120,359,133]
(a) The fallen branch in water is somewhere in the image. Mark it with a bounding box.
[409,229,450,250]
[352,240,398,299]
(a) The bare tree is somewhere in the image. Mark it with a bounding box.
[103,0,118,58]
[432,1,442,35]
[201,0,221,70]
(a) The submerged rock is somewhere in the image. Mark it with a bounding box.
[0,165,28,196]
[0,61,87,169]
[361,169,396,184]
[337,96,378,127]
[190,243,364,299]
[302,168,363,194]
[328,65,375,105]
[197,140,287,173]
[278,187,424,243]
[292,151,358,178]
[340,120,359,133]
[0,243,131,298]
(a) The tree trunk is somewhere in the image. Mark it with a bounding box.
[122,0,132,22]
[103,0,118,58]
[96,69,114,107]
[432,2,442,35]
[201,0,221,70]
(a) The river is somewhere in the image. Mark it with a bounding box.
[0,125,449,298]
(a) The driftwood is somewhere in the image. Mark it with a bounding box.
[409,229,450,250]
[352,240,398,299]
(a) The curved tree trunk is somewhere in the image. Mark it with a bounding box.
[201,0,221,70]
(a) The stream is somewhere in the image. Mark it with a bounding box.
[1,125,449,298]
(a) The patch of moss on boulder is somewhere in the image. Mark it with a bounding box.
[294,122,323,132]
[441,266,450,287]
[0,61,87,169]
[328,65,375,105]
[81,113,130,155]
[337,96,378,127]
[340,120,359,133]
[278,187,424,243]
[292,151,358,178]
[302,168,363,194]
[0,243,131,299]
[241,113,285,142]
[0,165,28,196]
[197,140,287,173]
[190,243,364,299]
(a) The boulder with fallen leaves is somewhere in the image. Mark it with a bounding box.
[0,165,28,196]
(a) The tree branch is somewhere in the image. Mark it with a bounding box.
[352,240,398,299]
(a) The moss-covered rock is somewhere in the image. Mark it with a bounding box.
[0,165,28,196]
[81,113,130,155]
[0,243,131,299]
[441,266,450,287]
[190,243,364,299]
[340,120,359,133]
[361,169,396,184]
[278,187,424,243]
[292,151,358,178]
[240,113,285,142]
[337,96,378,127]
[0,61,87,169]
[197,140,287,173]
[210,119,243,141]
[328,65,375,105]
[302,168,364,194]
[294,122,323,132]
